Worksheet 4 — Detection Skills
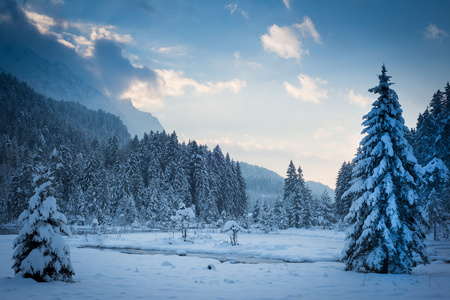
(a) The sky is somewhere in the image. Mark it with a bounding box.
[1,0,449,188]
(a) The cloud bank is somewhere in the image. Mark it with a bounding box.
[0,0,246,112]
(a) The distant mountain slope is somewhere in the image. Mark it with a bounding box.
[0,73,130,150]
[240,162,284,195]
[240,162,335,206]
[306,180,335,200]
[0,45,163,137]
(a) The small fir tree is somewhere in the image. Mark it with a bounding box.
[12,162,74,282]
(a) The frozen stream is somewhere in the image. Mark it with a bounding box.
[79,245,300,264]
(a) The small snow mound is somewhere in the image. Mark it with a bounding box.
[207,264,216,270]
[224,278,235,284]
[176,249,187,256]
[226,257,240,264]
[161,260,173,267]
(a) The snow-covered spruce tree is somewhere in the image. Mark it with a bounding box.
[420,158,450,240]
[343,65,428,274]
[286,163,314,229]
[272,197,289,229]
[316,191,335,229]
[334,161,353,221]
[12,161,74,282]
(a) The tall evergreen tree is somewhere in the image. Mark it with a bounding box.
[294,165,314,228]
[283,161,314,228]
[420,158,450,240]
[316,191,335,229]
[283,160,297,203]
[234,162,248,218]
[334,161,353,220]
[7,154,34,222]
[343,65,428,274]
[272,197,289,229]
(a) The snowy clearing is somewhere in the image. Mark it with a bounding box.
[1,229,450,299]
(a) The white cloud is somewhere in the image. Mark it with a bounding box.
[121,69,247,110]
[294,17,321,44]
[424,23,448,41]
[261,17,321,61]
[22,8,132,57]
[153,46,185,56]
[283,0,291,10]
[346,89,374,107]
[120,80,163,109]
[225,3,249,19]
[88,25,132,44]
[156,69,246,95]
[22,9,54,35]
[261,24,303,60]
[284,74,328,103]
[156,47,174,54]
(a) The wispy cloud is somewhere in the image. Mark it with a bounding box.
[156,69,246,95]
[153,46,185,56]
[234,51,263,68]
[424,23,448,41]
[346,89,374,107]
[283,0,291,10]
[225,2,249,19]
[261,17,321,61]
[22,8,132,57]
[121,69,246,110]
[294,17,321,44]
[284,74,328,103]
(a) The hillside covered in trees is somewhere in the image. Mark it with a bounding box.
[0,73,247,227]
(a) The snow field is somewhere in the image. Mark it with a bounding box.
[1,229,449,299]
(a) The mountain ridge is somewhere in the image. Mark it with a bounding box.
[240,162,335,206]
[0,45,163,137]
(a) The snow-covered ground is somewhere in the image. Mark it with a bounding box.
[1,229,449,299]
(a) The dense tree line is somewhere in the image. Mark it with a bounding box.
[250,160,335,232]
[0,73,247,227]
[410,82,450,239]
